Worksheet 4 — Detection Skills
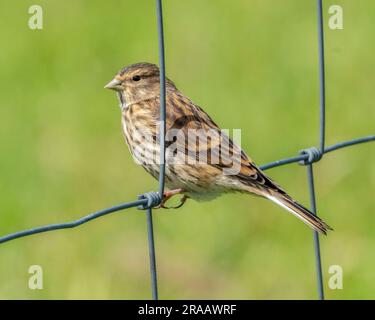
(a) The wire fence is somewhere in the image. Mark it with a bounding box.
[0,0,374,300]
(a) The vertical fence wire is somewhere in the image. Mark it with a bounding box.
[307,165,324,299]
[146,207,158,300]
[156,0,167,198]
[307,0,326,300]
[317,0,326,154]
[143,0,167,300]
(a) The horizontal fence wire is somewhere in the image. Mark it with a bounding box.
[0,0,374,300]
[259,135,375,171]
[0,136,373,245]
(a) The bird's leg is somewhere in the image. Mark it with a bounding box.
[155,189,188,209]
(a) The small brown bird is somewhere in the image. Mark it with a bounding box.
[105,62,332,234]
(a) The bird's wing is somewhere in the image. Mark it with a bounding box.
[165,90,283,193]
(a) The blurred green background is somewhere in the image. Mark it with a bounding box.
[0,0,374,299]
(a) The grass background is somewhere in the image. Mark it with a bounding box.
[0,0,374,299]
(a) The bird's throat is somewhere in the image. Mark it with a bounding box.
[116,92,127,110]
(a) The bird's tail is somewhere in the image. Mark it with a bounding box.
[265,191,332,235]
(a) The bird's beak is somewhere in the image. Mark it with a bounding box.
[104,78,123,91]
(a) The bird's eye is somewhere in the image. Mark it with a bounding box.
[132,75,141,81]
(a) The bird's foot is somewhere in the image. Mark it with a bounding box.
[155,189,188,209]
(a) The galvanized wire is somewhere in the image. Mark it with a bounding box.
[1,136,372,246]
[0,0,374,300]
[260,135,375,171]
[146,207,158,300]
[137,0,167,300]
[307,0,326,300]
[307,164,324,300]
[0,199,146,244]
[156,0,167,199]
[317,0,326,155]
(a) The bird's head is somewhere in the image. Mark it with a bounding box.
[105,62,175,109]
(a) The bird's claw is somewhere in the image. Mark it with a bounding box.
[153,189,188,209]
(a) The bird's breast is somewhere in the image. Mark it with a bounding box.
[121,104,160,167]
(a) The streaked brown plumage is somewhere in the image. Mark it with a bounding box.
[105,62,332,234]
